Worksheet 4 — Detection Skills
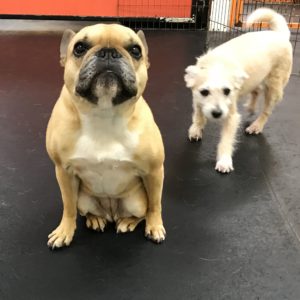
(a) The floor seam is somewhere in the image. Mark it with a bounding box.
[261,165,300,250]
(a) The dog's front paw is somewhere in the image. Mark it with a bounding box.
[188,124,202,142]
[47,218,76,249]
[245,121,263,135]
[145,213,166,243]
[145,225,166,244]
[215,155,234,173]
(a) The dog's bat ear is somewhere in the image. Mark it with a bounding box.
[137,30,148,55]
[234,69,249,89]
[184,65,199,88]
[60,29,75,67]
[137,30,150,68]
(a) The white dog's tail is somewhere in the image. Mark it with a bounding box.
[247,8,290,39]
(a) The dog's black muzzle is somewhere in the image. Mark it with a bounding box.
[75,47,137,105]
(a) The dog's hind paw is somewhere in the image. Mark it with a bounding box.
[215,156,234,173]
[86,214,107,232]
[116,217,143,233]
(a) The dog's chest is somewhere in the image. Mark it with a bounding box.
[69,115,140,196]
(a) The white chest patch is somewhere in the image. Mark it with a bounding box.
[68,111,140,197]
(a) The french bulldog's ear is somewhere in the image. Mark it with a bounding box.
[60,29,75,67]
[137,30,150,68]
[137,30,148,55]
[234,69,249,89]
[184,65,199,88]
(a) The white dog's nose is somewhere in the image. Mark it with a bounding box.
[211,109,222,119]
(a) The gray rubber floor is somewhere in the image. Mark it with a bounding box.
[0,22,300,299]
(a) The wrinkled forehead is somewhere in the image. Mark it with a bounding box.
[74,24,140,47]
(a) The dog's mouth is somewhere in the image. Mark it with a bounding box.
[75,56,137,105]
[75,70,116,103]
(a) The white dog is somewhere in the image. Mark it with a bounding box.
[184,8,292,173]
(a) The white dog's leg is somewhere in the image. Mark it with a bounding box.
[188,103,207,141]
[245,88,260,115]
[216,111,241,173]
[246,74,284,135]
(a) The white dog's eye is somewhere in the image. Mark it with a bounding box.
[200,89,210,97]
[223,88,231,96]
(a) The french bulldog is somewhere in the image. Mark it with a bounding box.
[46,24,166,249]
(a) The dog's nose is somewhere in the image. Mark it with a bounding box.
[211,109,222,119]
[96,48,122,59]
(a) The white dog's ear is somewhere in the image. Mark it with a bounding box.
[60,29,75,67]
[184,65,199,88]
[234,70,249,89]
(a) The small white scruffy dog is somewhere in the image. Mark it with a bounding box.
[184,8,292,173]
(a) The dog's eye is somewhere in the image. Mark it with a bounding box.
[73,42,90,57]
[223,88,231,96]
[200,89,210,97]
[128,45,142,59]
